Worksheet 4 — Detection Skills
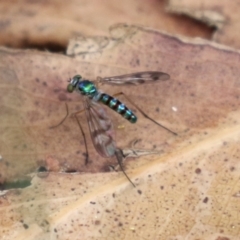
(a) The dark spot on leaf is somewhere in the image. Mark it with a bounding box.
[58,93,67,101]
[95,220,101,225]
[44,220,49,225]
[137,189,142,195]
[35,78,40,83]
[203,197,208,203]
[42,81,47,87]
[23,223,29,229]
[90,201,96,204]
[215,237,230,240]
[195,168,201,174]
[53,88,60,93]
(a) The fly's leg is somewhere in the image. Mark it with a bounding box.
[112,92,177,136]
[49,103,89,164]
[74,112,89,165]
[49,102,70,129]
[115,148,136,188]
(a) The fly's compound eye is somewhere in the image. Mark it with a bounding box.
[67,75,82,93]
[67,84,75,92]
[74,75,82,81]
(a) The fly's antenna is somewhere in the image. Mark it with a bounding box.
[67,72,72,82]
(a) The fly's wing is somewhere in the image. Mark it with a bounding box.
[84,97,116,158]
[99,71,170,85]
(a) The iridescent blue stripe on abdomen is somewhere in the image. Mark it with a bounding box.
[100,93,137,123]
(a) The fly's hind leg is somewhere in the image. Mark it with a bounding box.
[112,92,177,136]
[114,148,136,188]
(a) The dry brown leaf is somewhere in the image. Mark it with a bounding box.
[1,24,240,239]
[168,0,240,49]
[0,0,212,48]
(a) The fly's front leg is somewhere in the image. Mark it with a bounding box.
[49,102,70,129]
[112,92,177,135]
[50,103,89,164]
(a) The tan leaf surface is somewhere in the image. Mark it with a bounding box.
[168,0,240,49]
[1,24,240,239]
[0,0,212,49]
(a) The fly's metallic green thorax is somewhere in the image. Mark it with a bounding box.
[67,75,97,97]
[78,80,97,97]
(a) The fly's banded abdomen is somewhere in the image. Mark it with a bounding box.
[100,93,137,123]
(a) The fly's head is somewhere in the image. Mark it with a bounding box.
[67,75,82,93]
[67,75,97,97]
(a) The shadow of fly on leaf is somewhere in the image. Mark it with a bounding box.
[50,71,177,187]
